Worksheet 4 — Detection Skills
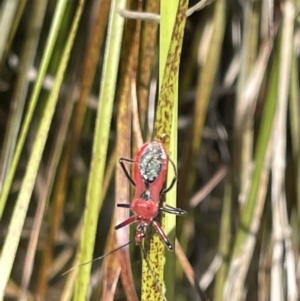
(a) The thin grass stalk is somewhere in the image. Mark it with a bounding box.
[233,0,259,204]
[35,95,77,297]
[74,0,111,150]
[100,225,121,301]
[0,0,48,192]
[73,0,126,299]
[258,222,272,301]
[0,0,85,298]
[223,37,280,301]
[271,3,295,300]
[19,89,75,301]
[225,140,272,301]
[213,179,232,301]
[60,148,117,301]
[289,11,300,222]
[0,0,69,217]
[36,1,109,296]
[137,0,159,131]
[0,0,19,61]
[0,0,28,68]
[283,211,298,300]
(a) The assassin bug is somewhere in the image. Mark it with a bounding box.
[115,140,186,250]
[63,140,185,285]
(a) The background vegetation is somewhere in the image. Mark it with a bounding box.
[0,0,299,301]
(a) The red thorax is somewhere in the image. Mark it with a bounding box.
[131,141,168,219]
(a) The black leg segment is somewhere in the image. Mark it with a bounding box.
[160,204,186,215]
[117,203,130,208]
[162,157,177,194]
[119,157,136,187]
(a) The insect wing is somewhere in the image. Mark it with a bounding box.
[136,141,168,194]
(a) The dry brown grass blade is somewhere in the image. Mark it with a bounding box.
[35,106,73,298]
[189,165,228,208]
[175,239,195,287]
[175,239,213,301]
[73,0,111,148]
[19,91,74,300]
[115,1,141,300]
[271,3,297,300]
[35,82,85,298]
[100,224,121,301]
[137,0,159,130]
[58,147,117,300]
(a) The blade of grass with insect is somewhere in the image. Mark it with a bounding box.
[0,0,85,298]
[73,0,126,299]
[142,0,188,300]
[0,0,69,217]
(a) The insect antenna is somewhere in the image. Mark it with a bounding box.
[62,240,134,276]
[139,243,168,301]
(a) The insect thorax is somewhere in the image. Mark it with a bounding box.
[138,142,166,183]
[141,190,151,201]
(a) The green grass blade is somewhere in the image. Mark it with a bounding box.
[0,0,48,200]
[0,0,85,298]
[164,89,179,301]
[0,0,19,61]
[73,0,126,299]
[159,2,180,299]
[0,0,69,217]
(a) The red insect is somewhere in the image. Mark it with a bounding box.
[115,140,186,250]
[62,140,186,278]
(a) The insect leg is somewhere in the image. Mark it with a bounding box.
[116,203,130,208]
[152,220,173,251]
[119,158,136,187]
[160,204,186,216]
[115,215,138,230]
[162,157,177,194]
